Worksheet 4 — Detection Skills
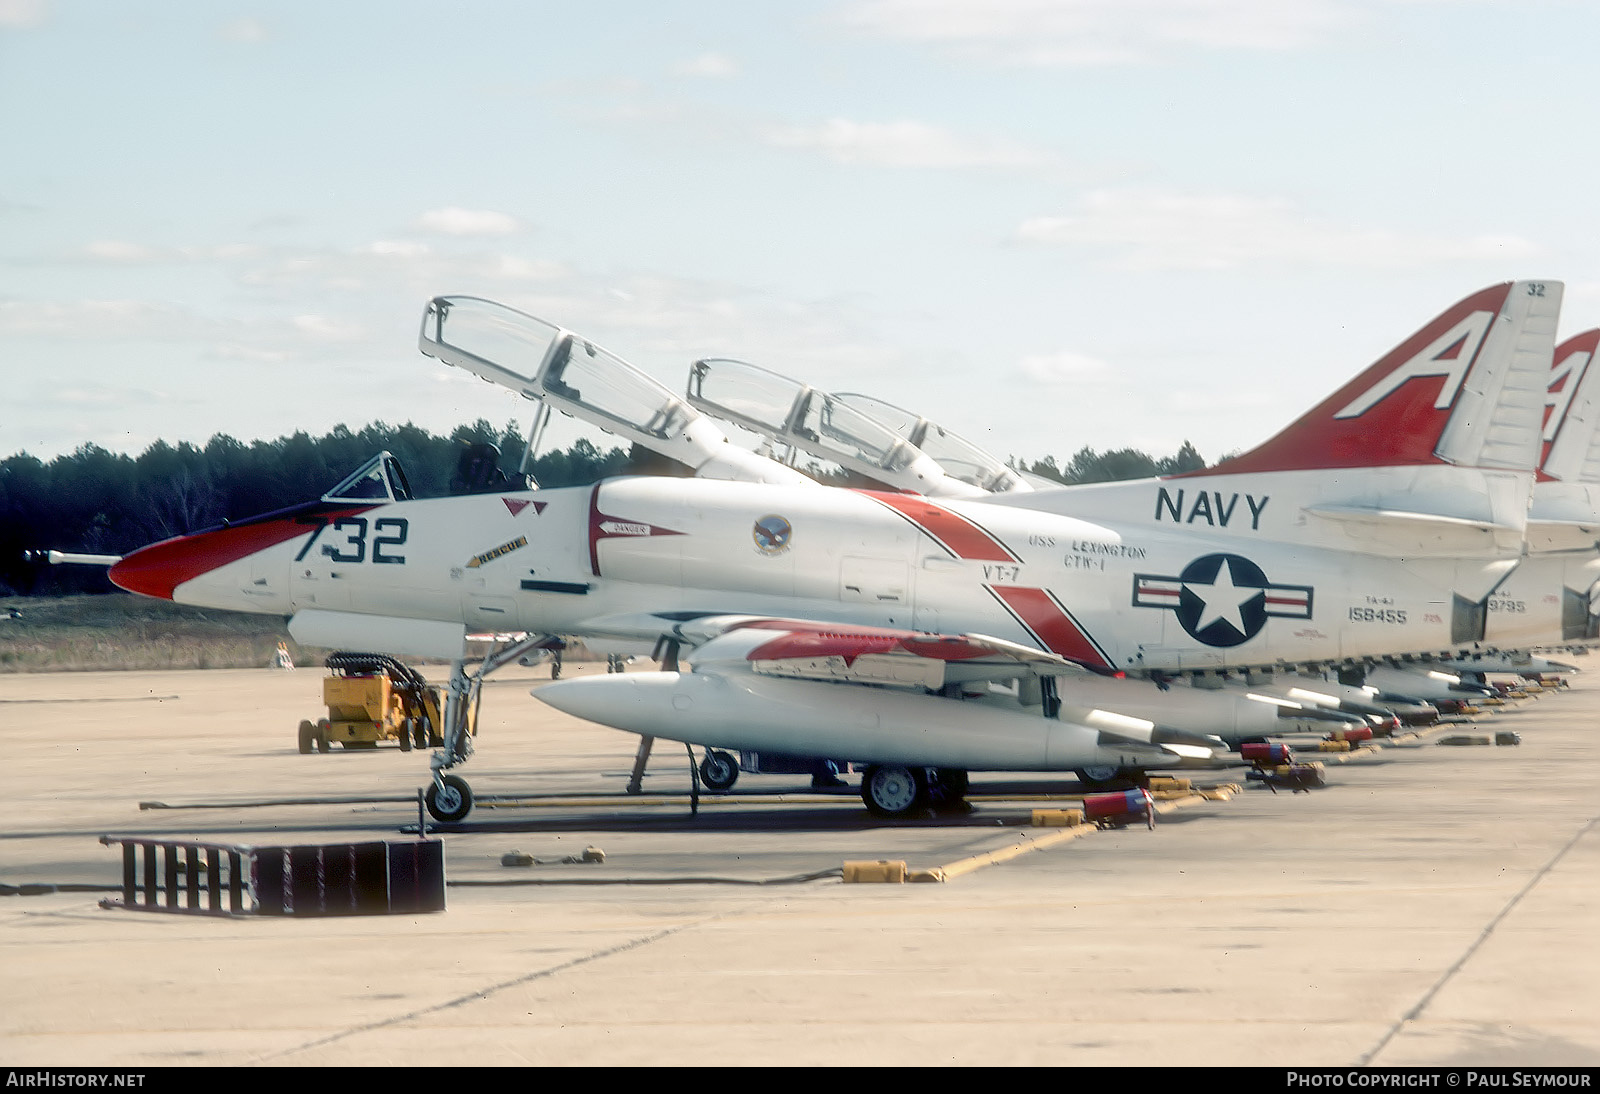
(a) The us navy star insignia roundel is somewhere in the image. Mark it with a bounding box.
[1132,553,1313,647]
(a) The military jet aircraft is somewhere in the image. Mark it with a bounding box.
[107,281,1561,819]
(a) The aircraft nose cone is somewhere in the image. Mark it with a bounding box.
[108,538,194,600]
[107,503,355,603]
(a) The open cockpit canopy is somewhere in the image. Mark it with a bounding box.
[418,296,808,485]
[832,392,1030,493]
[419,296,696,441]
[687,358,922,476]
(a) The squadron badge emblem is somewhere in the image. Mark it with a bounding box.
[753,514,793,555]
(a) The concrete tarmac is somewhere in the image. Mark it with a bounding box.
[1,661,1597,1067]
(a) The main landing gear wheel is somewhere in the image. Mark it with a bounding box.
[698,749,739,792]
[1074,765,1139,791]
[861,764,929,818]
[425,774,474,823]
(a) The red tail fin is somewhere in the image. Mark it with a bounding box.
[1541,328,1600,481]
[1189,281,1557,476]
[1542,329,1600,471]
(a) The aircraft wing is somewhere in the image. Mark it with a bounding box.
[574,611,1091,690]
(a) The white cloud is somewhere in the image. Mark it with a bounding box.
[78,241,267,265]
[0,298,182,338]
[494,255,567,280]
[1566,281,1600,314]
[364,240,431,258]
[1018,350,1110,384]
[415,207,523,236]
[0,0,45,29]
[839,0,1360,65]
[218,17,269,43]
[292,314,365,342]
[764,118,1055,170]
[84,240,162,262]
[1017,189,1543,270]
[674,52,738,78]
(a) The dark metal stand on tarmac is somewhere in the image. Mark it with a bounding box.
[626,736,655,795]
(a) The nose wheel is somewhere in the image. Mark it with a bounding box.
[425,774,473,823]
[698,749,739,791]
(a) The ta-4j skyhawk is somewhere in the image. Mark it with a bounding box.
[107,280,1565,819]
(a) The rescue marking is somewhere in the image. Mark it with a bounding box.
[466,535,528,569]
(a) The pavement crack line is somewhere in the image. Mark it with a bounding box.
[253,913,724,1064]
[1359,812,1599,1066]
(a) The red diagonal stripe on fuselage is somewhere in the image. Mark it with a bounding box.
[987,585,1113,670]
[858,491,1017,562]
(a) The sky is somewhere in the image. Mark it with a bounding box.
[3,0,1598,477]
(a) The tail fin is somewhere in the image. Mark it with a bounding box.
[1190,281,1560,477]
[1541,329,1600,482]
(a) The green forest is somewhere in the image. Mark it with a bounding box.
[0,421,1209,595]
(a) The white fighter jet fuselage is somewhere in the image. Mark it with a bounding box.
[110,472,1523,676]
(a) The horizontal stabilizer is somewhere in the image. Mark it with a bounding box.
[1301,505,1516,534]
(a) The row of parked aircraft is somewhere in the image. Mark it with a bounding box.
[103,280,1599,821]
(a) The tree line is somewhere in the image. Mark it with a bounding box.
[2,420,1211,595]
[1013,440,1209,485]
[1,420,628,595]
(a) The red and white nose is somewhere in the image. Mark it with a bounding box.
[108,516,314,610]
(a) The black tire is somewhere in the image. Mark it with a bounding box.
[414,719,431,750]
[698,749,739,791]
[297,720,317,755]
[315,719,331,754]
[425,774,473,823]
[928,768,970,812]
[1074,765,1138,791]
[861,764,928,818]
[398,722,412,752]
